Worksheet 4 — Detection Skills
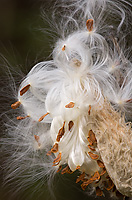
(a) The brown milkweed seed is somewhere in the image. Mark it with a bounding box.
[11,101,21,109]
[20,84,30,96]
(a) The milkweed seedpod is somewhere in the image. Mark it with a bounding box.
[2,0,132,199]
[94,101,132,197]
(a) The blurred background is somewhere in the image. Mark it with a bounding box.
[0,0,131,200]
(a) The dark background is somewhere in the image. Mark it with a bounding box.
[0,0,131,200]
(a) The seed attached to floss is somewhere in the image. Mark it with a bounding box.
[97,160,105,168]
[73,59,81,67]
[53,152,61,166]
[76,172,85,183]
[87,129,97,146]
[34,135,41,147]
[61,165,69,174]
[106,179,115,191]
[91,171,100,181]
[86,19,94,32]
[56,122,65,142]
[76,165,80,170]
[47,143,58,155]
[46,151,52,156]
[87,137,93,146]
[88,145,96,151]
[11,101,21,109]
[61,165,73,174]
[95,179,101,185]
[68,121,74,131]
[57,165,62,173]
[96,187,103,196]
[17,115,29,120]
[65,102,75,108]
[88,152,99,160]
[62,45,66,51]
[126,98,132,103]
[88,130,97,144]
[81,179,93,190]
[81,183,88,191]
[81,171,100,190]
[100,168,106,176]
[88,105,91,115]
[20,84,30,96]
[51,143,58,153]
[38,112,49,122]
[81,176,95,189]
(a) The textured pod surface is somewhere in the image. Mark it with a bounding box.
[94,101,132,197]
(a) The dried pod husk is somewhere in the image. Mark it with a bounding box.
[94,101,132,197]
